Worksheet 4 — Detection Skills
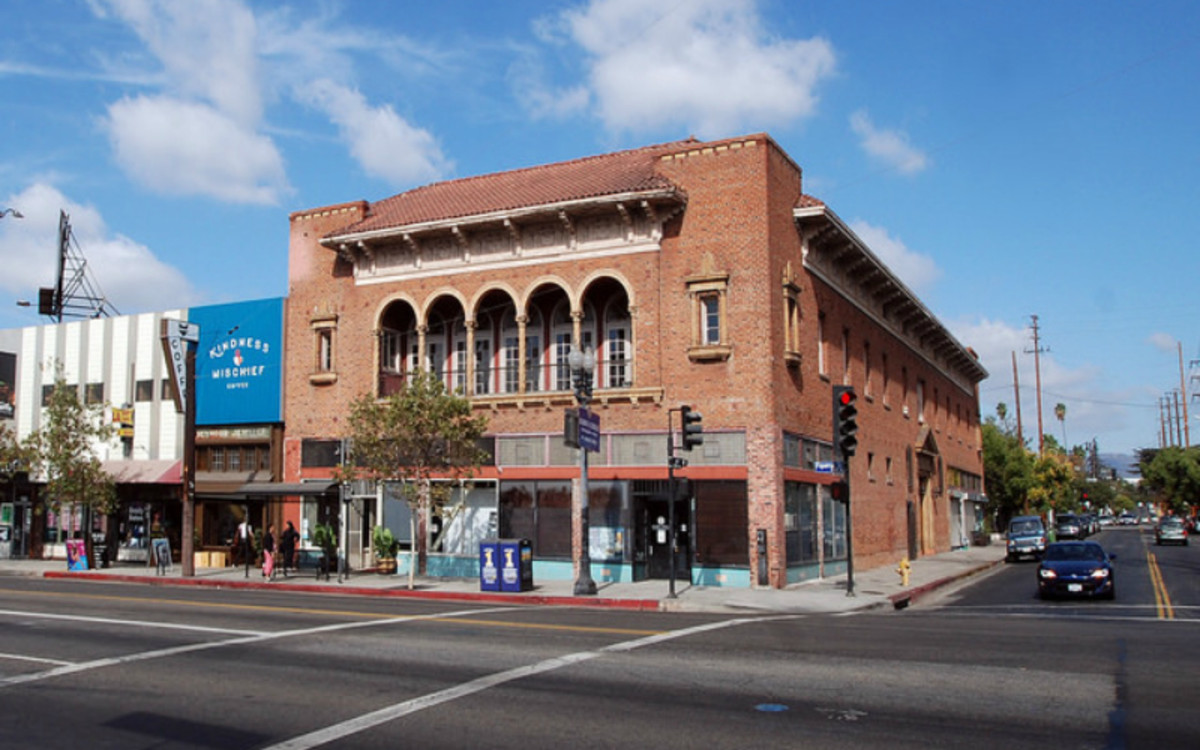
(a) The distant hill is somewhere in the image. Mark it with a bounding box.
[1099,453,1140,480]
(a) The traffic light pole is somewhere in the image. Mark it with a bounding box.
[667,408,682,599]
[843,460,854,597]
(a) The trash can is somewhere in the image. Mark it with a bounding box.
[479,540,500,591]
[498,538,533,592]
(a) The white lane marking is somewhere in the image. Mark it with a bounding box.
[0,652,74,667]
[0,606,516,689]
[0,608,266,636]
[264,615,804,750]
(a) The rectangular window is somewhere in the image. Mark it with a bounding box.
[317,329,333,372]
[503,336,520,393]
[863,342,872,397]
[525,335,541,393]
[135,379,154,402]
[785,482,819,565]
[607,328,628,388]
[210,446,226,472]
[227,447,242,473]
[823,490,847,561]
[841,328,851,383]
[817,313,827,376]
[693,481,749,567]
[85,383,104,405]
[554,333,572,391]
[474,339,491,395]
[301,439,342,468]
[160,379,172,400]
[686,271,730,361]
[881,352,890,407]
[702,294,720,345]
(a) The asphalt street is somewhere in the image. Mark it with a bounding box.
[0,526,1196,749]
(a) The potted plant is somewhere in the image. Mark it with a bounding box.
[312,523,337,580]
[372,525,399,575]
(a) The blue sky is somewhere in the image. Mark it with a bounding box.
[2,0,1198,458]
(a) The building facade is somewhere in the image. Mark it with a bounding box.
[283,133,988,589]
[0,298,322,566]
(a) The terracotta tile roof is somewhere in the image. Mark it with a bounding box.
[796,193,825,209]
[325,138,702,240]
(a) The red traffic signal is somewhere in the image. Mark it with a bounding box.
[832,386,858,458]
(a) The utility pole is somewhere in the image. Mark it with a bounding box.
[1011,351,1024,445]
[1179,343,1191,448]
[1027,316,1047,456]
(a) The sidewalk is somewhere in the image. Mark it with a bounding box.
[0,545,1006,615]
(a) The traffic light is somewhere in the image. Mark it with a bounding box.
[833,386,858,458]
[680,405,704,451]
[830,481,849,503]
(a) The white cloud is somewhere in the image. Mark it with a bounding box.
[543,0,836,137]
[297,80,451,187]
[850,110,928,175]
[90,0,291,204]
[104,95,289,205]
[849,221,941,295]
[1146,332,1177,352]
[0,183,200,316]
[99,0,263,125]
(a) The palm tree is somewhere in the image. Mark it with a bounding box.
[996,402,1009,431]
[1054,402,1067,448]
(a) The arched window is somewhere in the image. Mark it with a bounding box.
[501,310,521,394]
[525,308,543,393]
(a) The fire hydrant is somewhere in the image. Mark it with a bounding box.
[896,557,911,587]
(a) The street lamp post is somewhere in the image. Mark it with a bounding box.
[568,345,597,596]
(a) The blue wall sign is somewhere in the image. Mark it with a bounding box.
[188,298,284,425]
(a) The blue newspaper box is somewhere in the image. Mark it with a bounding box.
[498,538,533,592]
[479,541,500,591]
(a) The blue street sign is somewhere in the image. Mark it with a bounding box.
[578,408,601,453]
[815,461,834,473]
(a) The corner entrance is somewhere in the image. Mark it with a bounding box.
[634,496,689,581]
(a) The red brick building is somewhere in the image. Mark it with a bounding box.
[283,133,987,588]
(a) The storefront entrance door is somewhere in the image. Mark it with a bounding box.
[640,498,689,580]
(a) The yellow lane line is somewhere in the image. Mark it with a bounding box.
[0,588,665,636]
[1146,552,1174,620]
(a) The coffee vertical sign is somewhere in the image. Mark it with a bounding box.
[161,319,200,576]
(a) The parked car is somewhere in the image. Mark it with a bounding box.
[1155,516,1188,546]
[1037,541,1116,600]
[1006,515,1047,562]
[1098,514,1115,527]
[1118,512,1138,526]
[1055,513,1085,540]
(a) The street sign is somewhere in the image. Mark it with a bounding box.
[578,407,600,453]
[815,461,834,473]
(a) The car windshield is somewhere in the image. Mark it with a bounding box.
[1011,520,1041,534]
[1160,518,1183,528]
[1044,544,1105,562]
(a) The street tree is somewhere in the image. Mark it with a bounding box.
[335,369,490,588]
[1139,446,1200,516]
[25,370,116,559]
[1028,452,1076,515]
[982,420,1034,528]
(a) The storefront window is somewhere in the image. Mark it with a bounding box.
[693,481,748,567]
[823,490,847,561]
[785,482,818,564]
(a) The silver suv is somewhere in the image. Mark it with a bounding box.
[1006,515,1047,562]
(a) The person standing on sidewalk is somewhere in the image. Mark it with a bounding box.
[279,521,298,576]
[262,523,276,579]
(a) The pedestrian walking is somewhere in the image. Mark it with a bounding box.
[262,523,276,579]
[237,518,254,576]
[279,521,299,576]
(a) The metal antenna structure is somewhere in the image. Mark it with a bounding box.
[38,210,120,321]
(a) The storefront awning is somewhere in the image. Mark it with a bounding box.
[102,459,181,484]
[236,480,339,497]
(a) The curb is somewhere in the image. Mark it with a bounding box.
[41,571,662,612]
[887,559,1002,610]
